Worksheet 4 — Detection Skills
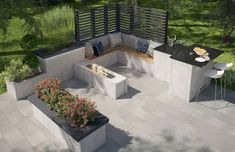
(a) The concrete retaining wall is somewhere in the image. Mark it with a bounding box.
[39,47,85,81]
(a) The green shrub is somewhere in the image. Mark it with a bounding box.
[23,54,40,69]
[0,58,33,83]
[39,5,74,36]
[0,73,6,89]
[20,34,38,51]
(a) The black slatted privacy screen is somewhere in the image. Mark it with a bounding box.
[75,4,168,44]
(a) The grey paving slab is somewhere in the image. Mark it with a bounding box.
[1,124,26,147]
[0,64,235,152]
[0,92,69,152]
[77,65,235,152]
[0,138,12,152]
[20,123,47,147]
[11,139,35,152]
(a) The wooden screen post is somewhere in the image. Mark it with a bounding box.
[129,6,134,34]
[74,10,80,42]
[104,5,108,34]
[164,11,169,44]
[115,3,120,32]
[90,8,96,37]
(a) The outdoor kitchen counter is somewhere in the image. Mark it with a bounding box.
[155,44,223,67]
[154,44,224,102]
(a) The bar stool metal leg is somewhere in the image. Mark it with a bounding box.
[197,69,224,102]
[195,79,204,102]
[215,79,217,100]
[221,77,223,100]
[214,62,233,99]
[224,72,226,98]
[224,70,233,98]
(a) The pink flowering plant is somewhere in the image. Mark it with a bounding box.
[35,78,97,128]
[65,98,97,128]
[35,78,61,105]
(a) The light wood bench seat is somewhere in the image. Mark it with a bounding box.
[86,45,153,63]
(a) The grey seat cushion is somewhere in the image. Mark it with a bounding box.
[109,32,122,47]
[121,33,138,49]
[85,42,94,58]
[86,32,162,58]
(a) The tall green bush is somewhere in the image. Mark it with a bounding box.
[20,34,39,51]
[39,5,74,36]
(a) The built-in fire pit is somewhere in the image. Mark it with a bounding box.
[86,64,115,79]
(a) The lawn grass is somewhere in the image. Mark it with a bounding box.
[0,0,235,94]
[169,19,235,90]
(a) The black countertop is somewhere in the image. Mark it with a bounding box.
[154,44,224,67]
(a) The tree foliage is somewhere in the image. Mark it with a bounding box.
[123,0,200,19]
[0,0,40,36]
[210,0,235,43]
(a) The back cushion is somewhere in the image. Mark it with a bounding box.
[121,33,138,49]
[137,39,149,53]
[89,35,109,48]
[147,40,162,57]
[109,32,122,47]
[95,41,104,55]
[85,42,94,58]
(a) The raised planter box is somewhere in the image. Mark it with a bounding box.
[6,73,48,100]
[28,95,109,152]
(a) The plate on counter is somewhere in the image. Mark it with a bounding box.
[195,57,206,62]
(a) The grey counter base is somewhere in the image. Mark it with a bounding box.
[154,49,215,102]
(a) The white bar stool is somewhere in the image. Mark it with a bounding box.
[214,62,233,97]
[195,69,224,102]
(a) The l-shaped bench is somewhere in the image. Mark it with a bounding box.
[86,45,154,63]
[74,33,162,99]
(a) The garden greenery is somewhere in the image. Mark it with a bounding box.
[0,58,33,86]
[39,5,74,36]
[35,78,97,128]
[209,0,235,43]
[0,0,41,36]
[20,34,39,51]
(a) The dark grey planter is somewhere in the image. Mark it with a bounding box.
[28,95,109,152]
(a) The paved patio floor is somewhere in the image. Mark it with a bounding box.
[0,64,235,152]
